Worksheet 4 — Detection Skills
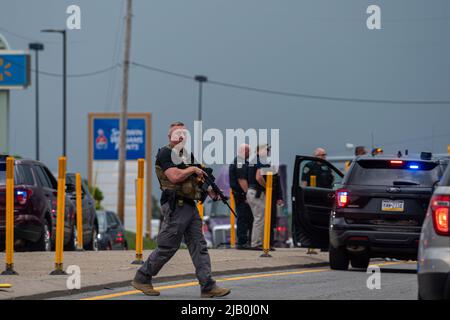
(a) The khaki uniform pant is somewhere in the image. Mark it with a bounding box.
[247,188,265,247]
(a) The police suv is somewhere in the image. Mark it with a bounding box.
[292,152,447,270]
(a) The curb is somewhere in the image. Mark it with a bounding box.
[10,261,329,300]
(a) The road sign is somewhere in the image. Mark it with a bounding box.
[0,51,31,89]
[88,113,152,235]
[93,118,146,160]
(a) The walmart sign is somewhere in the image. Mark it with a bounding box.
[0,52,31,89]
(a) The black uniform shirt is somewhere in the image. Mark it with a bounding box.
[156,145,194,205]
[302,161,334,189]
[229,157,248,196]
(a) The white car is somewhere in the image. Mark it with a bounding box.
[418,167,450,300]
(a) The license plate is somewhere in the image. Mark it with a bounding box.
[381,200,404,212]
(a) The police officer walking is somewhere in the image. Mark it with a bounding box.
[132,122,231,298]
[229,144,253,250]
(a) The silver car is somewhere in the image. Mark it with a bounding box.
[418,167,450,300]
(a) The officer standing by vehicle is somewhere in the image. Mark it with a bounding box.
[132,122,231,298]
[302,148,334,189]
[229,143,253,250]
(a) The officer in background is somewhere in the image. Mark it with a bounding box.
[132,122,231,298]
[229,143,253,250]
[247,144,283,250]
[302,147,334,189]
[254,146,284,250]
[345,146,367,171]
[355,146,367,157]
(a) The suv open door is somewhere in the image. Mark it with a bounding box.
[292,155,344,249]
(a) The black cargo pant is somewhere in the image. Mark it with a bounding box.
[134,201,216,292]
[234,193,253,246]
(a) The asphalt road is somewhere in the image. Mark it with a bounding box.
[56,260,418,300]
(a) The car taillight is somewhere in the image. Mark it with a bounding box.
[276,226,287,233]
[336,189,349,208]
[430,195,449,236]
[15,188,32,205]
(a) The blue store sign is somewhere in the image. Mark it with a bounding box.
[0,52,30,89]
[93,118,146,160]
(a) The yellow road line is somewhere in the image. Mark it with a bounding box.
[82,261,412,300]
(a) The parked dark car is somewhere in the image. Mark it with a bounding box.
[65,173,99,251]
[96,210,127,250]
[0,156,76,251]
[292,153,447,271]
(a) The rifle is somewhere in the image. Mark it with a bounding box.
[194,165,237,218]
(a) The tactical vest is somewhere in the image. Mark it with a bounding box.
[155,146,203,200]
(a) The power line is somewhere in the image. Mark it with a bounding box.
[0,26,82,45]
[132,61,450,105]
[104,1,126,112]
[36,64,120,78]
[131,62,194,80]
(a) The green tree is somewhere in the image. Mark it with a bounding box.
[88,185,104,210]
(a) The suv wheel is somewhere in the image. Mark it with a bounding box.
[85,227,99,251]
[329,245,349,270]
[350,253,370,269]
[64,225,77,251]
[29,222,52,252]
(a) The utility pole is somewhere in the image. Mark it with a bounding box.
[41,29,67,157]
[195,75,207,163]
[29,43,44,161]
[117,0,133,225]
[195,75,208,122]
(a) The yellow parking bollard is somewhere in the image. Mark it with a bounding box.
[310,175,317,188]
[132,159,145,265]
[75,173,84,251]
[229,190,236,248]
[261,172,273,258]
[2,157,18,275]
[308,175,318,255]
[50,157,67,275]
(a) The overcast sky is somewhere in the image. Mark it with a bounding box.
[2,0,450,194]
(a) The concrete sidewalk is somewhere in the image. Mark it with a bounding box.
[0,248,328,300]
